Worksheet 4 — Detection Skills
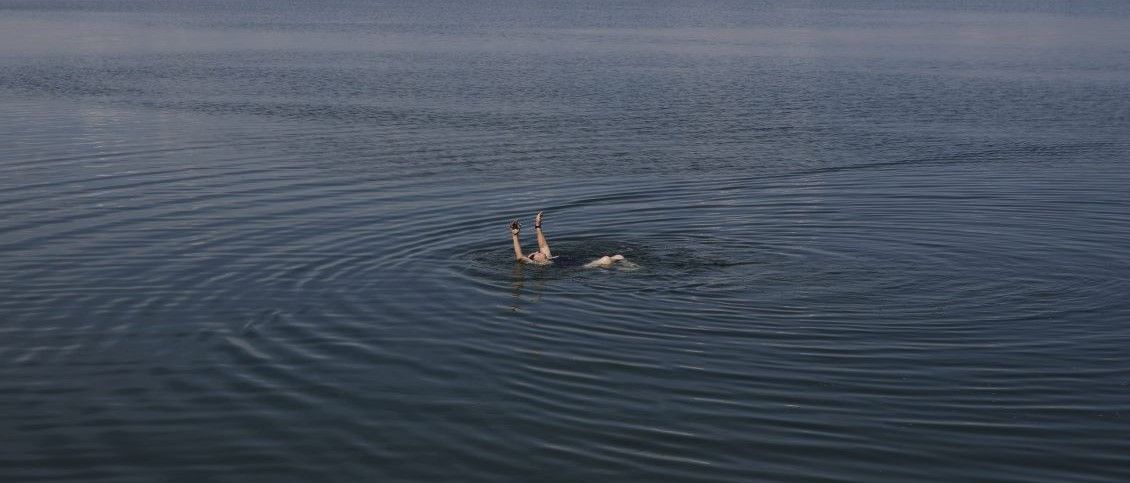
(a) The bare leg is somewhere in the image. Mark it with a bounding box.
[534,210,552,258]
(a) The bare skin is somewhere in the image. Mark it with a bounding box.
[510,211,626,268]
[583,254,626,268]
[534,210,551,260]
[510,212,551,265]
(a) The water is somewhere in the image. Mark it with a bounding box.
[2,1,1129,481]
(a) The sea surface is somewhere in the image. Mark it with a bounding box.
[2,1,1129,482]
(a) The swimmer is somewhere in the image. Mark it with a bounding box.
[510,211,627,268]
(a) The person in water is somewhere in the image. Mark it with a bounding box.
[510,211,626,268]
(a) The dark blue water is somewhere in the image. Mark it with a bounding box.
[2,1,1129,481]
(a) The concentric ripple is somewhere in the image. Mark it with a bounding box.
[4,1,1130,482]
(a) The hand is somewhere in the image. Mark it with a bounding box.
[534,210,543,228]
[509,219,521,235]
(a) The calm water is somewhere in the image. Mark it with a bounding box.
[2,1,1129,481]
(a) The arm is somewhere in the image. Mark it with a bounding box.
[584,254,624,269]
[534,211,552,258]
[510,220,526,261]
[584,256,611,268]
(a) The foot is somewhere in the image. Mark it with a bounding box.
[509,220,521,235]
[534,210,543,229]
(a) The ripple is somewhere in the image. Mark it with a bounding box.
[4,3,1130,480]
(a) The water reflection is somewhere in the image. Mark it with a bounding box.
[508,263,546,311]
